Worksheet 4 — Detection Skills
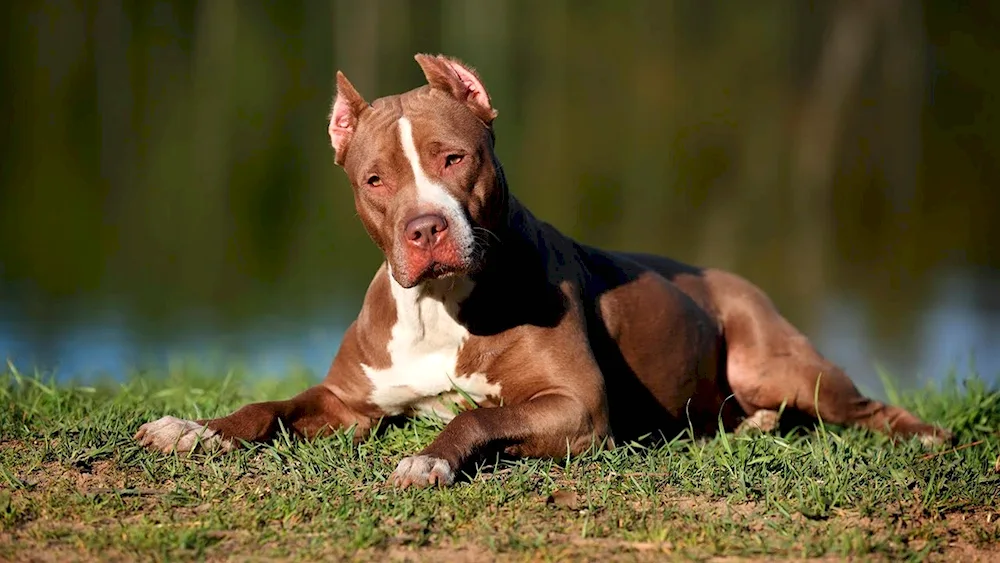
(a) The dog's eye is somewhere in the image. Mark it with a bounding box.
[444,154,464,168]
[366,175,383,187]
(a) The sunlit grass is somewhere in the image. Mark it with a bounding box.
[1,361,999,561]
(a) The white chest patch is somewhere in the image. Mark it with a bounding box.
[362,271,501,421]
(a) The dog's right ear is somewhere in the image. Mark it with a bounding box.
[328,71,368,166]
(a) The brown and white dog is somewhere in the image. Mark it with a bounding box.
[135,54,951,488]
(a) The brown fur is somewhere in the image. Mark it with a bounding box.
[138,53,951,487]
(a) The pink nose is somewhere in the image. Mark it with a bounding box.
[405,214,449,249]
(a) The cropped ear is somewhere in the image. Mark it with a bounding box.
[328,71,369,166]
[414,53,498,125]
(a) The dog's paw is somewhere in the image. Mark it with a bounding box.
[917,426,954,449]
[390,455,455,489]
[134,416,234,454]
[735,409,781,435]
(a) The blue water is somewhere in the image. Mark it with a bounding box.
[0,314,346,384]
[815,276,1000,396]
[2,280,998,399]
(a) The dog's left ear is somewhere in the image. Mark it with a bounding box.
[414,53,498,125]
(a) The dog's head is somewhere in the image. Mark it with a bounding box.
[328,54,506,289]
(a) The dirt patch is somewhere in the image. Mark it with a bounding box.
[3,441,999,562]
[0,545,137,563]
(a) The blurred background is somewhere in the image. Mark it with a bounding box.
[1,0,998,395]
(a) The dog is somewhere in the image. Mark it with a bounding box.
[135,54,951,488]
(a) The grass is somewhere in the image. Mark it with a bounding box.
[1,361,999,562]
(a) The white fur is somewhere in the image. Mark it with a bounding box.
[735,409,781,435]
[362,271,501,419]
[397,116,474,255]
[919,432,948,448]
[391,455,455,488]
[134,415,233,453]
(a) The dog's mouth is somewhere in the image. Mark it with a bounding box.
[419,261,464,282]
[438,258,475,274]
[396,255,479,288]
[390,215,492,288]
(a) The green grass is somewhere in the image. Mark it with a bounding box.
[1,362,999,562]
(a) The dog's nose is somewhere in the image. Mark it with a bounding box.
[405,214,449,249]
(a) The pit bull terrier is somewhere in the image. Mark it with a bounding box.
[135,54,952,488]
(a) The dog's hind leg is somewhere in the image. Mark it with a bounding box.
[707,270,952,445]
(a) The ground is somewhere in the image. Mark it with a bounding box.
[1,362,999,562]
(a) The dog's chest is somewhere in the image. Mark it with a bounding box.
[361,276,501,420]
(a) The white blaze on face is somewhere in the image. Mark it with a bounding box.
[396,116,474,256]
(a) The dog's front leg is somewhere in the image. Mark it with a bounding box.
[389,393,603,488]
[135,384,372,454]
